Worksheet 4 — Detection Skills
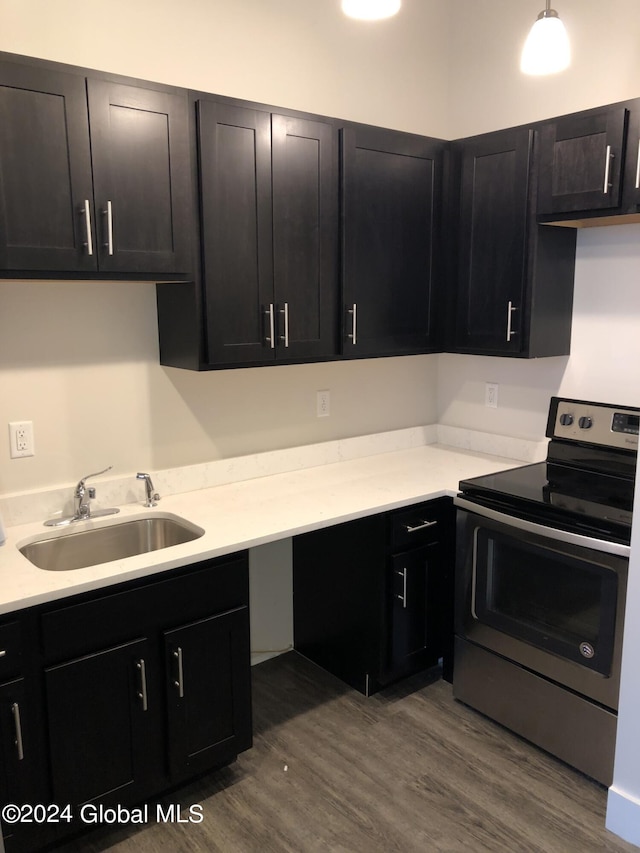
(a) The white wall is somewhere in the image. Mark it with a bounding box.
[2,0,640,496]
[0,0,452,137]
[438,224,640,438]
[445,3,640,845]
[449,0,640,138]
[0,0,449,497]
[0,280,438,493]
[1,2,640,839]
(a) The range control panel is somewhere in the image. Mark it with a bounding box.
[547,397,639,451]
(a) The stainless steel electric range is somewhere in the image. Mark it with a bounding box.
[453,397,638,785]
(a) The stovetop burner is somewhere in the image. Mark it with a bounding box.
[458,397,638,546]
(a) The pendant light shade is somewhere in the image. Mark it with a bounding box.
[341,0,401,21]
[521,2,571,75]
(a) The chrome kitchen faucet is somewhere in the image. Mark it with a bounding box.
[137,472,160,507]
[44,466,120,527]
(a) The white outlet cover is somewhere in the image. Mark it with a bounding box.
[9,421,35,458]
[317,390,330,418]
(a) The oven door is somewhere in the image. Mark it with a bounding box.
[454,497,629,711]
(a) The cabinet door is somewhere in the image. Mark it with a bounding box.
[198,101,274,365]
[45,638,156,808]
[341,126,442,357]
[294,514,387,695]
[387,545,441,680]
[537,106,627,214]
[87,79,191,275]
[272,115,339,360]
[0,678,48,849]
[454,128,532,354]
[0,61,96,272]
[164,605,252,780]
[621,103,640,211]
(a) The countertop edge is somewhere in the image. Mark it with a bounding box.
[0,444,521,615]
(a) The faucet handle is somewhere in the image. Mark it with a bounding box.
[76,465,113,495]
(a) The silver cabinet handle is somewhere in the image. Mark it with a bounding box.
[404,520,438,533]
[506,301,518,341]
[264,304,275,349]
[173,647,184,698]
[395,568,408,609]
[279,302,289,348]
[347,303,357,345]
[635,140,640,190]
[104,200,114,256]
[136,659,148,711]
[0,649,6,658]
[83,199,94,256]
[603,144,613,194]
[12,702,24,761]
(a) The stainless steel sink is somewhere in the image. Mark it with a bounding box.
[19,515,205,571]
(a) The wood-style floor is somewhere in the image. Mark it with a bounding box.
[54,652,637,853]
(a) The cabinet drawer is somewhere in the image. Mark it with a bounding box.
[0,621,22,680]
[41,553,248,662]
[390,500,449,551]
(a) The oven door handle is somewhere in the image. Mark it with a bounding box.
[453,496,630,558]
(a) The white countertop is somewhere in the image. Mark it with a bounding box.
[0,443,522,615]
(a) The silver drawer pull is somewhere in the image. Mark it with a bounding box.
[395,568,408,609]
[264,304,275,349]
[83,199,94,256]
[104,200,114,255]
[0,650,6,658]
[279,302,290,348]
[347,303,357,345]
[506,301,518,341]
[136,659,148,711]
[173,647,184,698]
[12,702,24,761]
[603,144,613,194]
[404,520,438,533]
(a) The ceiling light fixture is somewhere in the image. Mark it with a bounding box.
[520,0,571,75]
[341,0,401,21]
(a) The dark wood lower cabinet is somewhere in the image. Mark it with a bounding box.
[293,498,454,696]
[45,638,156,808]
[386,545,442,682]
[0,553,252,853]
[164,606,252,780]
[0,677,49,853]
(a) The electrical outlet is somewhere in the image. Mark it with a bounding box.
[485,383,499,409]
[9,421,35,458]
[317,390,330,418]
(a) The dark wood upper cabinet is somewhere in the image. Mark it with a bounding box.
[0,61,95,273]
[618,100,640,213]
[198,101,274,366]
[271,114,338,361]
[0,55,192,278]
[87,80,192,275]
[341,125,443,357]
[198,100,338,367]
[452,127,577,358]
[537,105,628,215]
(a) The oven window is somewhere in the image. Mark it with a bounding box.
[474,529,618,675]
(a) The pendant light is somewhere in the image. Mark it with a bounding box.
[520,0,571,75]
[341,0,401,21]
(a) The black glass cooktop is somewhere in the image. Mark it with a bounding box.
[459,460,634,544]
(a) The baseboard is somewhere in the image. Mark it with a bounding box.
[606,785,640,847]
